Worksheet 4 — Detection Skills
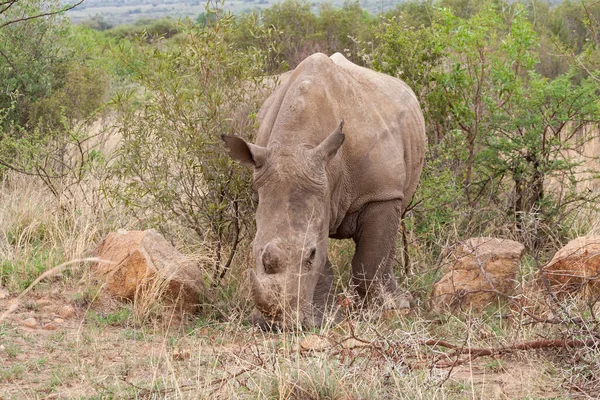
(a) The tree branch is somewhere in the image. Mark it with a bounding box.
[423,337,597,368]
[0,0,18,17]
[0,0,84,30]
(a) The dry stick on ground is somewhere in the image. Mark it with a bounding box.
[119,378,195,398]
[0,257,109,323]
[423,338,598,368]
[320,308,598,371]
[431,319,474,386]
[207,366,259,398]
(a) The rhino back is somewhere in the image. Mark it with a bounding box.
[256,53,426,224]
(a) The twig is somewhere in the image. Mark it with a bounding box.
[207,366,258,397]
[0,257,111,323]
[434,322,472,385]
[423,337,597,360]
[0,0,85,30]
[119,377,194,399]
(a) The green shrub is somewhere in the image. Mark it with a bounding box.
[112,12,269,284]
[106,17,180,42]
[373,3,600,253]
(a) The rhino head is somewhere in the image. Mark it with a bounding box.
[222,121,344,329]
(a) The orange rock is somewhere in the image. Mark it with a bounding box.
[93,229,206,313]
[431,237,525,312]
[543,236,600,297]
[22,317,38,329]
[43,322,59,331]
[57,305,76,319]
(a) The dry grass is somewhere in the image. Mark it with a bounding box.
[0,288,575,399]
[0,169,134,291]
[1,147,599,398]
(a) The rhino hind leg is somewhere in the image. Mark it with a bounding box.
[351,199,409,309]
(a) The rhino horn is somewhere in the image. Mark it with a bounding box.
[249,269,271,312]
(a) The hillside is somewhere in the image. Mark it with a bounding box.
[66,0,406,24]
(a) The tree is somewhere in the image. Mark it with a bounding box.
[261,0,320,68]
[0,0,83,30]
[0,0,109,202]
[318,1,374,64]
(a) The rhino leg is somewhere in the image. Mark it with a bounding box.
[351,199,409,308]
[311,259,341,327]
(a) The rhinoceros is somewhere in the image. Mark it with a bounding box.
[222,53,426,329]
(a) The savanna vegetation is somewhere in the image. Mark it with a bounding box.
[1,0,600,397]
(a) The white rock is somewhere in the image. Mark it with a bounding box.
[57,305,76,319]
[300,334,330,351]
[22,317,38,328]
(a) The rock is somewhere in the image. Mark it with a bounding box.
[57,305,76,319]
[172,349,190,361]
[37,299,52,307]
[93,229,206,313]
[543,236,600,297]
[54,318,64,324]
[300,334,330,351]
[22,317,38,329]
[431,237,525,312]
[43,322,59,331]
[0,286,8,299]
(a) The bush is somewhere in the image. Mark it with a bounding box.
[231,0,375,73]
[106,17,180,42]
[0,0,111,203]
[112,13,269,285]
[0,0,74,129]
[373,3,600,254]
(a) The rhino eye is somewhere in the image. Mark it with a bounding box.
[306,247,317,266]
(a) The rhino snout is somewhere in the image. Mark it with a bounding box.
[249,269,287,320]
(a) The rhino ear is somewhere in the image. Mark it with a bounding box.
[315,119,345,161]
[221,135,267,168]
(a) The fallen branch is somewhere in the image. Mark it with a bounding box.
[423,338,597,358]
[0,257,112,323]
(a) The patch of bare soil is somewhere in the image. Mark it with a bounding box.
[0,285,571,399]
[443,357,562,399]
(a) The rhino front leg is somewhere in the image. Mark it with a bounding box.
[351,199,409,308]
[311,259,341,327]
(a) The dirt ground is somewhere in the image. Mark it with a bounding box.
[0,283,575,399]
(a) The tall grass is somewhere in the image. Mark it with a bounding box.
[0,169,130,292]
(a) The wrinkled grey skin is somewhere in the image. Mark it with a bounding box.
[222,53,426,329]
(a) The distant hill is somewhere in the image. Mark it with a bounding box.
[66,0,406,25]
